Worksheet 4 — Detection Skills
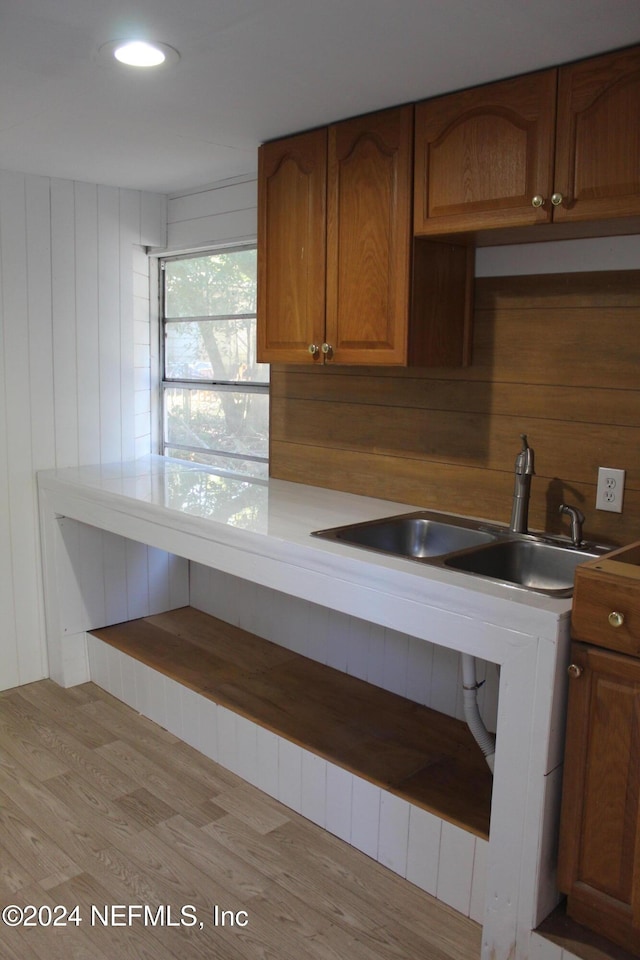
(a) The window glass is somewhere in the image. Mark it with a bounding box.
[160,246,268,472]
[165,319,269,383]
[163,386,269,460]
[165,249,257,319]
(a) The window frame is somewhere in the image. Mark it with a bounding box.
[159,243,268,468]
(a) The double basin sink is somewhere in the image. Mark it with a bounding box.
[311,510,610,597]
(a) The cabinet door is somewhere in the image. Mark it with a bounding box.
[414,70,557,234]
[325,105,413,365]
[554,46,640,222]
[257,129,327,363]
[558,642,640,953]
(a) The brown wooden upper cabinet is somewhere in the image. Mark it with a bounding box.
[258,105,473,366]
[325,107,413,365]
[554,45,640,223]
[257,127,327,365]
[414,45,640,234]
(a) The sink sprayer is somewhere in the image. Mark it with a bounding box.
[462,655,496,773]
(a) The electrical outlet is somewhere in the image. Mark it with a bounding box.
[596,467,625,513]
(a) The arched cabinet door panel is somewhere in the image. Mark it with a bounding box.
[326,105,414,365]
[414,70,557,234]
[554,45,640,222]
[257,128,327,363]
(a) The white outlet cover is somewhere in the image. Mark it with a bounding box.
[596,467,625,513]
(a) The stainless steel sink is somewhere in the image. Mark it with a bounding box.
[442,538,603,597]
[311,511,496,558]
[311,509,611,596]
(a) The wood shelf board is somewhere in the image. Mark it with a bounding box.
[90,606,492,838]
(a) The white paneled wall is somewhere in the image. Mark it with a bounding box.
[164,174,257,253]
[0,169,166,691]
[189,562,500,731]
[47,518,189,686]
[55,519,189,636]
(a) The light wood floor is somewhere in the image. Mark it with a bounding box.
[0,679,481,960]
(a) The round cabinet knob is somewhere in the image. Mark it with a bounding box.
[608,610,625,628]
[308,343,319,356]
[567,664,583,679]
[531,195,545,208]
[321,343,333,359]
[551,192,564,206]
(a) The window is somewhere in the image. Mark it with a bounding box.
[160,246,269,477]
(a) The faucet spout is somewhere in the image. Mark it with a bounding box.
[559,503,585,547]
[509,434,535,534]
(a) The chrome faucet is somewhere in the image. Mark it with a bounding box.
[509,435,535,534]
[559,503,585,547]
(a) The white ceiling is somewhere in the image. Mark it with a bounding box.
[1,0,639,195]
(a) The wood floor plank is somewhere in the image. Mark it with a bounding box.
[44,770,153,848]
[0,697,70,781]
[154,813,274,901]
[114,787,181,830]
[42,872,180,960]
[244,886,390,960]
[91,607,492,837]
[1,680,482,960]
[0,693,136,798]
[94,737,230,813]
[0,788,79,883]
[0,762,115,868]
[0,883,112,960]
[0,839,39,898]
[207,783,292,835]
[270,817,482,960]
[15,681,117,749]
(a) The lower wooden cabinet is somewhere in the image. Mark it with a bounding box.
[558,547,640,954]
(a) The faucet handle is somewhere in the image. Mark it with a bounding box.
[559,503,585,522]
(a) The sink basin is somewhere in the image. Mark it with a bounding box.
[312,511,496,559]
[312,509,612,597]
[443,538,602,596]
[312,509,611,596]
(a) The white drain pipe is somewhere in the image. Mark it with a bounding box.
[461,654,496,774]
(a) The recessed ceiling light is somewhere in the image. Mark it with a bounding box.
[98,40,180,68]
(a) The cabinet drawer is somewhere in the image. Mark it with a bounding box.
[572,566,640,656]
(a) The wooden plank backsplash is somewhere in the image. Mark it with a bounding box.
[269,270,640,545]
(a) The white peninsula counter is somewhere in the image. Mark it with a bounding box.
[37,456,574,960]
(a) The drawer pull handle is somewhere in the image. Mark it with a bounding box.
[608,611,625,628]
[567,664,583,679]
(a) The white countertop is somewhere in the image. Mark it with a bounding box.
[38,455,572,659]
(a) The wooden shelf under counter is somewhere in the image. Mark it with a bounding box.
[90,606,493,839]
